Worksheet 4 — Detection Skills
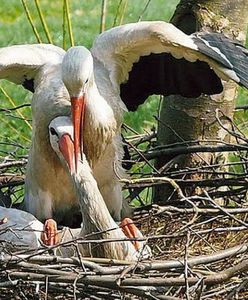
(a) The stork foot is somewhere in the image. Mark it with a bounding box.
[120,217,140,250]
[41,218,58,246]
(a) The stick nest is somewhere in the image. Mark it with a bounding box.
[1,115,248,299]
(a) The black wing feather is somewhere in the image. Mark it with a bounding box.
[193,32,248,88]
[22,78,34,92]
[120,32,248,112]
[120,53,223,111]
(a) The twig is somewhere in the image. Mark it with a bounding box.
[0,175,25,188]
[34,0,53,43]
[227,277,248,299]
[137,0,152,21]
[203,191,248,228]
[142,143,248,160]
[7,259,248,287]
[125,139,160,174]
[0,87,32,131]
[0,103,31,112]
[2,113,32,122]
[100,0,107,33]
[151,204,248,216]
[20,0,42,43]
[120,176,185,199]
[6,242,248,273]
[236,105,248,110]
[205,259,248,286]
[215,109,248,143]
[62,0,67,49]
[119,0,128,25]
[122,176,248,189]
[143,243,248,272]
[0,160,27,169]
[1,253,122,275]
[184,231,190,300]
[64,0,74,47]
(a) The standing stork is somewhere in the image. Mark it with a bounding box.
[0,21,248,243]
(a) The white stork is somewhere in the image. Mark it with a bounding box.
[0,21,247,242]
[48,116,150,260]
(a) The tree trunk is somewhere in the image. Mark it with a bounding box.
[154,0,248,203]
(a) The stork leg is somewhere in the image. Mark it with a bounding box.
[41,218,58,246]
[120,217,140,250]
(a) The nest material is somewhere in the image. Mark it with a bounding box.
[1,117,248,299]
[1,201,248,299]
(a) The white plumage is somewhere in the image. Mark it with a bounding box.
[49,116,151,260]
[0,21,247,228]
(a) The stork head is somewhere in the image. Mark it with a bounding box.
[61,46,93,172]
[49,116,75,174]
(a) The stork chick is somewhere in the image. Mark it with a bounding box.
[48,116,150,260]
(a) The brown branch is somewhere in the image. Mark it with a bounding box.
[4,242,248,274]
[0,175,25,188]
[125,139,160,174]
[203,191,248,228]
[184,231,190,300]
[215,109,248,143]
[120,176,186,199]
[164,160,248,177]
[236,105,248,110]
[142,243,248,272]
[129,132,156,146]
[151,204,248,216]
[205,259,248,286]
[0,103,30,112]
[1,253,119,275]
[123,176,248,189]
[0,160,27,170]
[7,258,248,287]
[142,143,248,160]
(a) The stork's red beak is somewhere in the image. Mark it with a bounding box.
[71,95,86,172]
[59,133,75,174]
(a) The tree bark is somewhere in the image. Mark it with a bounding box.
[154,0,248,202]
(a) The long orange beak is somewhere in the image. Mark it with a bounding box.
[59,133,75,174]
[71,95,86,172]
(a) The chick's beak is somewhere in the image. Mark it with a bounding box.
[71,95,86,172]
[59,133,75,174]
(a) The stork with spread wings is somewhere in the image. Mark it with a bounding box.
[0,21,247,244]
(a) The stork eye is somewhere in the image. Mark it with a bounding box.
[85,78,89,84]
[50,127,57,136]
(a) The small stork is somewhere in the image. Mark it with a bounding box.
[48,116,150,260]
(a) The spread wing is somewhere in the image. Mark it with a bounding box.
[0,44,65,92]
[91,21,248,111]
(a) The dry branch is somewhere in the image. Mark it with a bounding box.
[0,175,25,188]
[142,143,248,160]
